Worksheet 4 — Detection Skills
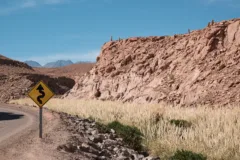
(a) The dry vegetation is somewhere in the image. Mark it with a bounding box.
[10,98,240,160]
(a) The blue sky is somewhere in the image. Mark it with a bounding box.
[0,0,239,65]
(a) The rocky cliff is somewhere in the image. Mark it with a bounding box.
[65,18,240,106]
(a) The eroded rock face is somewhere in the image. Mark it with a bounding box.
[65,18,240,106]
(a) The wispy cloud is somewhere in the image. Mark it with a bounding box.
[16,50,99,65]
[21,0,37,8]
[0,0,68,15]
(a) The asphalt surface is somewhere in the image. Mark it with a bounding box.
[0,104,36,146]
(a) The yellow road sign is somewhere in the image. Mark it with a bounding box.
[28,81,54,108]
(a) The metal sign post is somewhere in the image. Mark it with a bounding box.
[28,80,54,139]
[39,107,43,138]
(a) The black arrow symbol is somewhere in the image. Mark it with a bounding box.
[36,84,45,104]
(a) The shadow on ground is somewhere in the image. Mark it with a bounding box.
[0,112,24,121]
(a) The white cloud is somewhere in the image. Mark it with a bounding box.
[0,0,68,15]
[0,0,35,15]
[17,50,99,65]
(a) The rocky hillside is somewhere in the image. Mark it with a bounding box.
[0,55,33,70]
[65,18,240,106]
[0,55,75,103]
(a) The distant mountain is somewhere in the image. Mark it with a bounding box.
[75,61,94,64]
[24,60,42,67]
[44,60,73,68]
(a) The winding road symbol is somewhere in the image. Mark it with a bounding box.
[36,84,45,104]
[28,81,54,108]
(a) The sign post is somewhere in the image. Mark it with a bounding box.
[39,107,43,138]
[28,81,54,138]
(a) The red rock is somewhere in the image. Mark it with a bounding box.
[227,21,240,44]
[64,18,240,106]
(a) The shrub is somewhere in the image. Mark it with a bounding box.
[170,150,207,160]
[95,122,111,133]
[169,119,192,128]
[107,121,144,151]
[152,113,164,124]
[88,116,95,121]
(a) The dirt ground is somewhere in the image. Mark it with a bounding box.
[0,104,88,160]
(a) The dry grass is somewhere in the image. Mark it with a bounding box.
[10,98,240,160]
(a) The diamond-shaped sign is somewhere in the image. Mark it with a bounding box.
[28,81,54,108]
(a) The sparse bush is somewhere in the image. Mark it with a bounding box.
[95,121,144,151]
[151,112,164,124]
[88,116,95,121]
[107,121,144,151]
[169,119,192,128]
[170,150,207,160]
[95,122,110,133]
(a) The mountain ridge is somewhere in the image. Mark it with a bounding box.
[24,60,93,68]
[43,60,73,68]
[24,60,42,68]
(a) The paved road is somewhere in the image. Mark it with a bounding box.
[0,104,36,145]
